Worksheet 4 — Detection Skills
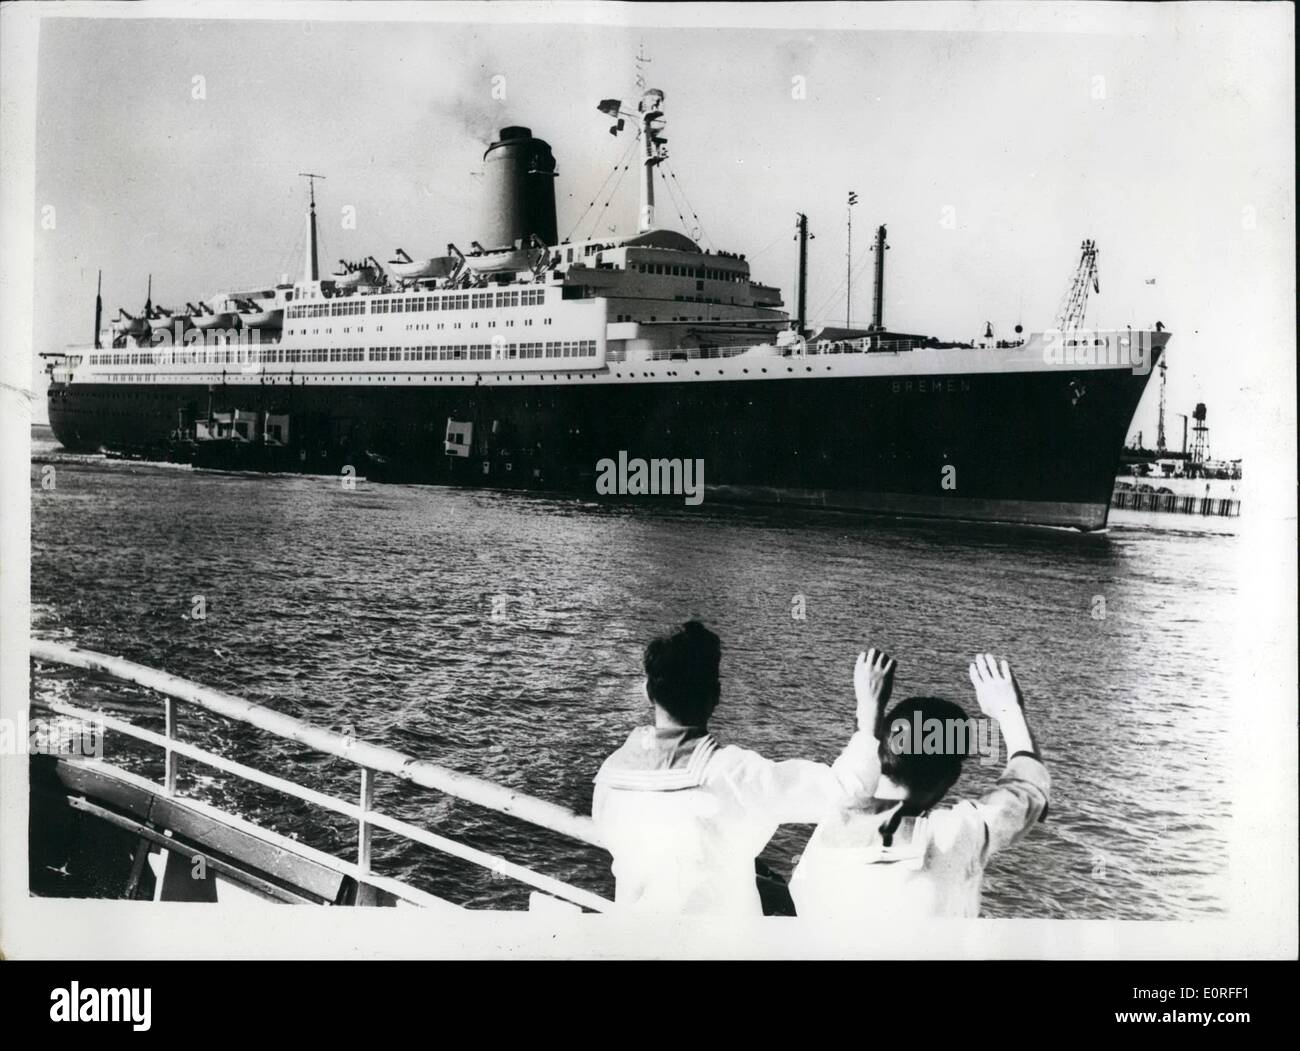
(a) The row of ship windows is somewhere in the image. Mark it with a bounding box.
[287,300,366,318]
[274,341,598,362]
[287,288,546,319]
[92,362,838,389]
[88,341,599,367]
[288,316,557,335]
[613,309,724,323]
[631,263,744,283]
[89,373,611,390]
[369,345,491,362]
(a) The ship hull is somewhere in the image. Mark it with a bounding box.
[46,357,1156,530]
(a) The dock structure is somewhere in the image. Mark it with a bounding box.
[1111,488,1240,517]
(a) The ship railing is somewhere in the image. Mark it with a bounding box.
[579,336,935,365]
[29,639,612,912]
[804,339,915,355]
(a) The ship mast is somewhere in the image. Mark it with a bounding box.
[635,90,667,233]
[596,47,668,235]
[870,224,889,331]
[632,44,666,234]
[846,191,857,327]
[298,172,326,282]
[794,213,812,336]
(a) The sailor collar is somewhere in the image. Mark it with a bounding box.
[594,725,719,791]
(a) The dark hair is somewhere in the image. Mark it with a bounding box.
[643,620,721,726]
[878,696,972,808]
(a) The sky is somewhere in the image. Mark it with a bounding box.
[28,6,1295,458]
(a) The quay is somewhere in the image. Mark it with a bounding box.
[1110,488,1241,518]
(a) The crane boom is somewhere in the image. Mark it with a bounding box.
[1055,239,1099,331]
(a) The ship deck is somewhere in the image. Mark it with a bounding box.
[29,640,610,912]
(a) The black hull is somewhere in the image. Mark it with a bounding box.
[47,362,1155,530]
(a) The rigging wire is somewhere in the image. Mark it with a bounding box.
[565,136,632,242]
[277,215,306,285]
[662,157,712,250]
[565,134,638,243]
[1052,257,1076,331]
[810,242,875,326]
[315,215,329,281]
[746,227,792,262]
[658,166,695,239]
[585,143,637,241]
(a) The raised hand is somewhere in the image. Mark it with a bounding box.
[854,648,896,734]
[967,653,1024,722]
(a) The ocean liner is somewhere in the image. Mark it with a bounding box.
[43,85,1167,530]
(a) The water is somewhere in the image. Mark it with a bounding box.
[29,436,1238,918]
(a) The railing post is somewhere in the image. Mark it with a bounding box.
[163,695,178,796]
[358,767,374,874]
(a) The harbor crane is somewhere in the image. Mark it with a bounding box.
[1055,239,1099,331]
[1156,356,1168,454]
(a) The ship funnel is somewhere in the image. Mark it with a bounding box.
[479,126,558,250]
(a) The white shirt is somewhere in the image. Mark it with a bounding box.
[593,726,879,916]
[790,754,1050,918]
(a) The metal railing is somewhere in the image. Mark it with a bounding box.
[29,639,611,912]
[1111,490,1241,517]
[624,336,982,363]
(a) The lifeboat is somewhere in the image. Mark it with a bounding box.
[191,307,239,331]
[238,301,284,331]
[149,309,191,336]
[113,310,150,340]
[332,257,383,291]
[217,288,288,332]
[462,247,537,274]
[388,249,457,282]
[331,268,370,291]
